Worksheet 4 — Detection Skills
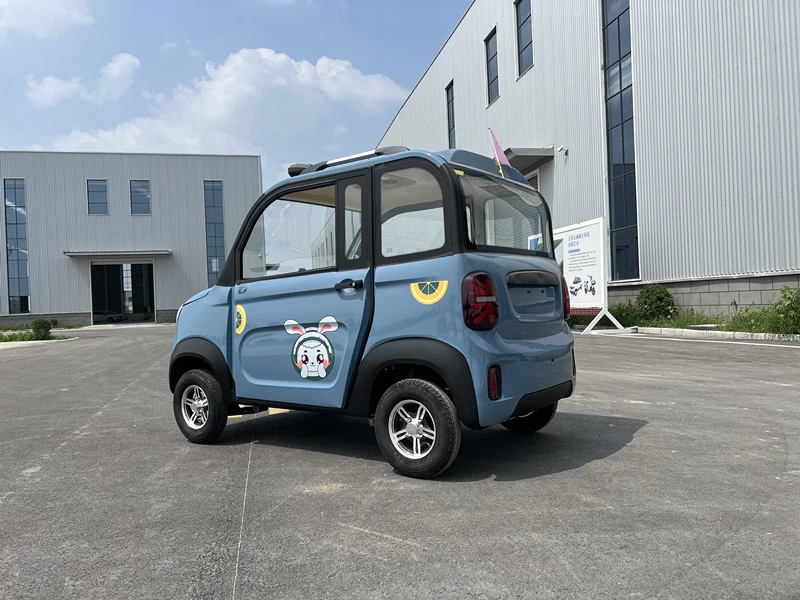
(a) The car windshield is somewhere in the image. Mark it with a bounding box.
[459,172,553,257]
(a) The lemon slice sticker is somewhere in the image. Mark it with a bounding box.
[235,304,247,334]
[410,280,448,305]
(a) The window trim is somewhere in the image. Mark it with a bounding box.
[484,28,500,106]
[515,0,533,78]
[129,179,152,216]
[87,178,110,216]
[374,158,454,267]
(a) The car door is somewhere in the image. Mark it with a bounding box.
[230,173,372,408]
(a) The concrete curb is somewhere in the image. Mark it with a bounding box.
[0,337,75,351]
[635,326,800,343]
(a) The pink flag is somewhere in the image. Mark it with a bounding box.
[489,128,511,177]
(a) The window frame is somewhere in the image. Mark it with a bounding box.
[204,180,225,287]
[485,28,500,106]
[515,0,533,78]
[456,167,555,260]
[3,177,30,314]
[374,158,454,267]
[234,170,371,285]
[129,179,152,216]
[445,81,456,149]
[87,178,109,216]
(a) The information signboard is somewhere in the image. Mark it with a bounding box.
[538,217,625,333]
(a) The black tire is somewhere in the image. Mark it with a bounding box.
[374,378,461,479]
[501,402,558,433]
[173,369,228,444]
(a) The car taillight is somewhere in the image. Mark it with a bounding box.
[462,272,499,330]
[488,365,502,400]
[561,276,571,320]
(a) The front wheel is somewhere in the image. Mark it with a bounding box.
[374,379,461,479]
[173,369,228,444]
[501,402,558,433]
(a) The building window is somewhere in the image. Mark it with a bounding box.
[604,0,638,280]
[130,180,151,215]
[515,0,533,75]
[204,181,225,287]
[4,179,29,313]
[445,81,456,149]
[88,179,108,215]
[485,29,499,105]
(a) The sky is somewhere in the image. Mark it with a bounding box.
[0,0,470,186]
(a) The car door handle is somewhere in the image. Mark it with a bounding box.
[334,279,363,291]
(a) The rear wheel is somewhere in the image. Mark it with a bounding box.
[173,369,228,444]
[374,378,461,479]
[501,402,558,433]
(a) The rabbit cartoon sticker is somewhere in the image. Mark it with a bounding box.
[283,316,338,380]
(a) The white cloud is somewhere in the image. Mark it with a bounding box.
[46,47,408,156]
[0,0,94,39]
[26,53,141,107]
[334,124,348,135]
[24,75,84,107]
[160,42,179,53]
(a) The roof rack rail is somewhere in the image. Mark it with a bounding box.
[293,146,410,176]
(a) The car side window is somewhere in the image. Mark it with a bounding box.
[241,184,336,280]
[380,167,445,258]
[344,182,362,261]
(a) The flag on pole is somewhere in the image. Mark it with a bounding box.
[488,128,511,178]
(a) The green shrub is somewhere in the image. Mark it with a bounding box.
[50,319,58,327]
[636,284,675,321]
[610,302,641,327]
[776,286,800,334]
[31,319,52,340]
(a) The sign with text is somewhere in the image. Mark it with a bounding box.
[549,218,607,311]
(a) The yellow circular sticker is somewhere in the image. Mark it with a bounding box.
[235,304,247,334]
[410,281,448,305]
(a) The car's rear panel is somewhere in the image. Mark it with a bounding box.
[364,251,574,428]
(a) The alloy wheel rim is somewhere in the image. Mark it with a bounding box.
[181,385,209,430]
[388,400,436,459]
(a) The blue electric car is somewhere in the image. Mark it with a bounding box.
[169,147,575,478]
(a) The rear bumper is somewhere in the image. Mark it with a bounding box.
[510,381,573,418]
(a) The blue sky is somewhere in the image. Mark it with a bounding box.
[0,0,469,185]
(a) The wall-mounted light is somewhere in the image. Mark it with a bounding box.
[557,145,569,157]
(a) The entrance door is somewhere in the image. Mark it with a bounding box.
[231,175,371,408]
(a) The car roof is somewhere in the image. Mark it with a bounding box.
[269,148,529,194]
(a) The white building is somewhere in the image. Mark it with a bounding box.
[380,0,800,314]
[0,151,261,325]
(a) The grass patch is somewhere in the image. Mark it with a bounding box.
[645,311,721,329]
[570,286,800,335]
[0,331,37,342]
[0,332,71,343]
[0,324,34,332]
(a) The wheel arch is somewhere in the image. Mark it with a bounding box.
[346,338,481,429]
[169,337,234,402]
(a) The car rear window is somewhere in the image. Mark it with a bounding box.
[460,172,553,257]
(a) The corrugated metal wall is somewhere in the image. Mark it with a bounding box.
[381,0,800,283]
[0,152,262,315]
[379,0,608,232]
[633,0,800,281]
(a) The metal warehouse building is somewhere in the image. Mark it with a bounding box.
[0,151,261,325]
[379,0,800,314]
